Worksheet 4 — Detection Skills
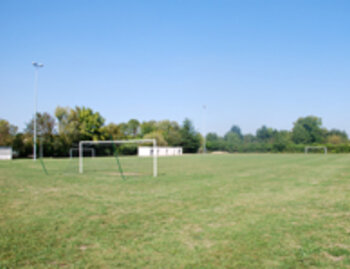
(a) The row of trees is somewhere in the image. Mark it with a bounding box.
[0,108,349,157]
[0,106,201,157]
[206,116,349,153]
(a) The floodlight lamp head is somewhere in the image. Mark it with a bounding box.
[32,62,44,68]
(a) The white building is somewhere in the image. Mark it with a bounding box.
[0,147,13,160]
[138,147,182,157]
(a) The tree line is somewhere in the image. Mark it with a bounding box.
[0,106,201,157]
[0,107,349,157]
[206,116,349,153]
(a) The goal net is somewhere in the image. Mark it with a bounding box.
[304,146,327,154]
[79,139,157,178]
[69,147,95,159]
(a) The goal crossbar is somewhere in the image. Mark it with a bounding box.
[305,146,327,154]
[79,139,157,177]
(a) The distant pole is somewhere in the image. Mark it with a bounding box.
[32,62,44,161]
[203,105,207,154]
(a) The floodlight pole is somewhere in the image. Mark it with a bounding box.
[203,105,207,154]
[32,62,44,161]
[153,139,157,177]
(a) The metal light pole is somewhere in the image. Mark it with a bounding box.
[32,62,44,161]
[202,105,207,154]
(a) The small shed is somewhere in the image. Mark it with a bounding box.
[138,147,183,157]
[0,147,13,160]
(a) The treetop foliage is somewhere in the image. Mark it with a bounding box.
[0,119,18,146]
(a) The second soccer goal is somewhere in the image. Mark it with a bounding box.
[78,139,158,177]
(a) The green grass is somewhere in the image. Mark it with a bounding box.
[1,154,350,268]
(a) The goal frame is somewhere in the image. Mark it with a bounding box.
[79,139,157,177]
[304,146,327,155]
[70,147,95,159]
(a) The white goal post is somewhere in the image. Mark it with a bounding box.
[79,139,157,177]
[305,146,327,154]
[70,147,95,159]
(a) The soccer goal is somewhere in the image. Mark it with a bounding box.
[79,139,157,177]
[69,147,95,159]
[305,146,327,154]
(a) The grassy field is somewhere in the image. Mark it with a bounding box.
[1,154,350,268]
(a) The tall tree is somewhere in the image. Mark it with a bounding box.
[144,131,168,146]
[140,120,157,136]
[272,130,292,152]
[54,106,105,146]
[228,125,243,139]
[224,132,242,151]
[256,125,274,142]
[328,129,348,138]
[327,129,348,143]
[25,112,57,157]
[76,107,105,140]
[25,113,56,137]
[206,132,226,151]
[224,126,243,151]
[206,132,219,141]
[101,123,124,140]
[180,119,201,153]
[55,106,70,134]
[243,134,256,144]
[0,119,17,146]
[292,116,324,144]
[157,120,182,146]
[126,119,140,137]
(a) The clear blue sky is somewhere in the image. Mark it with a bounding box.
[1,0,349,136]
